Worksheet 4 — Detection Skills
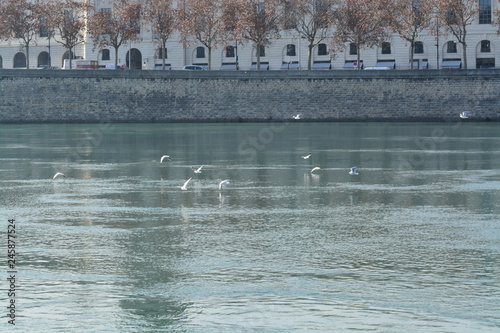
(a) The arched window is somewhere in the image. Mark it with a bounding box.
[37,51,50,68]
[480,40,491,53]
[126,48,142,69]
[156,47,167,59]
[349,43,357,55]
[381,42,391,54]
[414,41,424,54]
[62,50,75,61]
[317,43,327,56]
[225,46,235,58]
[447,41,457,53]
[13,53,26,68]
[102,49,110,61]
[256,45,265,57]
[196,46,205,58]
[286,44,296,56]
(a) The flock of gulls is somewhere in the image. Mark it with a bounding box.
[51,112,470,184]
[159,155,230,191]
[51,152,359,189]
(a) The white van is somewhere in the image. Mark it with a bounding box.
[105,64,127,70]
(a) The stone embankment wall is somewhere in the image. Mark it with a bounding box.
[0,69,499,123]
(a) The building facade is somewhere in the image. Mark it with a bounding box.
[0,0,499,70]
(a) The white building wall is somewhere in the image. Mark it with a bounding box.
[1,0,499,70]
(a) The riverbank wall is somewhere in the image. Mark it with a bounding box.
[1,69,499,123]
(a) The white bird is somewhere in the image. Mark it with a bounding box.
[160,155,171,163]
[460,111,469,119]
[191,165,203,174]
[349,167,359,175]
[301,154,312,159]
[310,167,321,173]
[219,179,230,190]
[293,114,301,120]
[52,172,66,179]
[180,178,192,191]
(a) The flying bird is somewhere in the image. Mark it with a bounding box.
[160,155,171,163]
[460,111,469,119]
[191,165,203,174]
[349,167,359,175]
[52,172,66,179]
[310,167,321,173]
[293,114,301,120]
[180,178,192,191]
[301,154,312,159]
[219,179,230,190]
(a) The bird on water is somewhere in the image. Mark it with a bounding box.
[53,172,66,179]
[180,178,192,191]
[160,155,171,163]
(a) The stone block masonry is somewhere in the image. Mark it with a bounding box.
[0,69,499,123]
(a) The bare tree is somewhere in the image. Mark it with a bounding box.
[332,0,388,70]
[88,0,142,69]
[178,0,227,70]
[388,0,434,69]
[283,0,337,70]
[233,0,282,70]
[494,8,500,34]
[436,0,479,69]
[46,0,93,69]
[0,0,46,69]
[142,0,177,70]
[0,2,7,40]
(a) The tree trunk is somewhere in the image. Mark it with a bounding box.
[68,47,73,69]
[162,39,167,70]
[114,47,119,69]
[256,43,261,70]
[26,44,30,69]
[357,50,361,70]
[410,40,414,69]
[308,42,313,70]
[462,39,467,69]
[208,46,212,70]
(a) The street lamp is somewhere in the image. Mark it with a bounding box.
[435,16,440,69]
[47,34,51,67]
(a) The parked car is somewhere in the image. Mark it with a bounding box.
[104,64,127,70]
[182,65,206,70]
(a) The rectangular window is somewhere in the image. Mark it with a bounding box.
[318,44,327,56]
[39,18,49,37]
[381,42,391,54]
[349,43,357,55]
[447,41,457,53]
[196,47,205,58]
[257,45,265,57]
[481,40,491,53]
[476,58,495,69]
[157,48,167,59]
[479,0,491,24]
[284,1,297,29]
[286,44,296,56]
[102,49,110,60]
[100,8,112,21]
[315,0,329,28]
[40,26,49,38]
[414,42,424,54]
[225,46,235,58]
